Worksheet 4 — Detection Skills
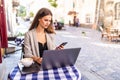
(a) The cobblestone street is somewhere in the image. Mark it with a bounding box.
[55,26,120,80]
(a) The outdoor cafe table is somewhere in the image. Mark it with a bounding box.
[8,65,81,80]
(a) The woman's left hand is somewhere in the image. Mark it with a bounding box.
[32,56,42,64]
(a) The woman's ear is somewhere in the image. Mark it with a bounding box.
[38,19,40,21]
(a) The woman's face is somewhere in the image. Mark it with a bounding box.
[38,15,52,29]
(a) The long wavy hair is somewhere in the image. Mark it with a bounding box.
[29,8,55,33]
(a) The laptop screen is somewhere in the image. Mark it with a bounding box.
[41,48,81,70]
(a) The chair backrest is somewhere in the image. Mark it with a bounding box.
[22,44,24,53]
[21,44,25,59]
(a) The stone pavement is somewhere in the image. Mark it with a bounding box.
[2,42,22,80]
[3,26,120,80]
[55,26,120,80]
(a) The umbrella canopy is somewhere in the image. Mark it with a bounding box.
[68,11,78,15]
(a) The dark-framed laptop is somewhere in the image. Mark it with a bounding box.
[41,47,81,70]
[18,47,81,74]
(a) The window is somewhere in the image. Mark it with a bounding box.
[115,2,120,20]
[86,14,91,23]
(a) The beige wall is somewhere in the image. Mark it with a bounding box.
[103,0,120,28]
[27,0,97,25]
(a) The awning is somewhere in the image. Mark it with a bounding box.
[68,11,78,15]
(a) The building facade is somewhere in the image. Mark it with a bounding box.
[99,0,120,28]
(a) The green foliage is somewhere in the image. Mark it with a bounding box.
[60,17,64,23]
[48,0,53,2]
[29,12,34,17]
[16,32,25,37]
[18,5,26,17]
[48,0,58,8]
[51,2,58,8]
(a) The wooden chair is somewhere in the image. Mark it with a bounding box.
[99,27,119,41]
[107,28,120,42]
[99,26,108,39]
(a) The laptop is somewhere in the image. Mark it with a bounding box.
[41,47,81,70]
[18,47,81,74]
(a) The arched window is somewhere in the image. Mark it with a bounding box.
[115,2,120,20]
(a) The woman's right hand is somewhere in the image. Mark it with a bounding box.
[32,56,42,64]
[56,45,64,50]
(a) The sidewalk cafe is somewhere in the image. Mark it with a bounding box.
[101,26,120,42]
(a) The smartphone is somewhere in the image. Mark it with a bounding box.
[59,42,68,47]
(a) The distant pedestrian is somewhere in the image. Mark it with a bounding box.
[69,20,72,26]
[75,18,79,27]
[54,19,58,29]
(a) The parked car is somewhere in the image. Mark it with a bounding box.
[54,22,64,30]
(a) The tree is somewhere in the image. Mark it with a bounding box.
[48,0,58,8]
[18,5,26,17]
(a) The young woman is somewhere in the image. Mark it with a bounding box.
[24,8,63,64]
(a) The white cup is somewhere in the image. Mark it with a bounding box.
[20,58,33,67]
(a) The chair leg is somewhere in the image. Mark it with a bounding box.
[107,36,112,41]
[101,34,103,39]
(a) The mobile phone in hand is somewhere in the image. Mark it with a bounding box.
[59,42,68,47]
